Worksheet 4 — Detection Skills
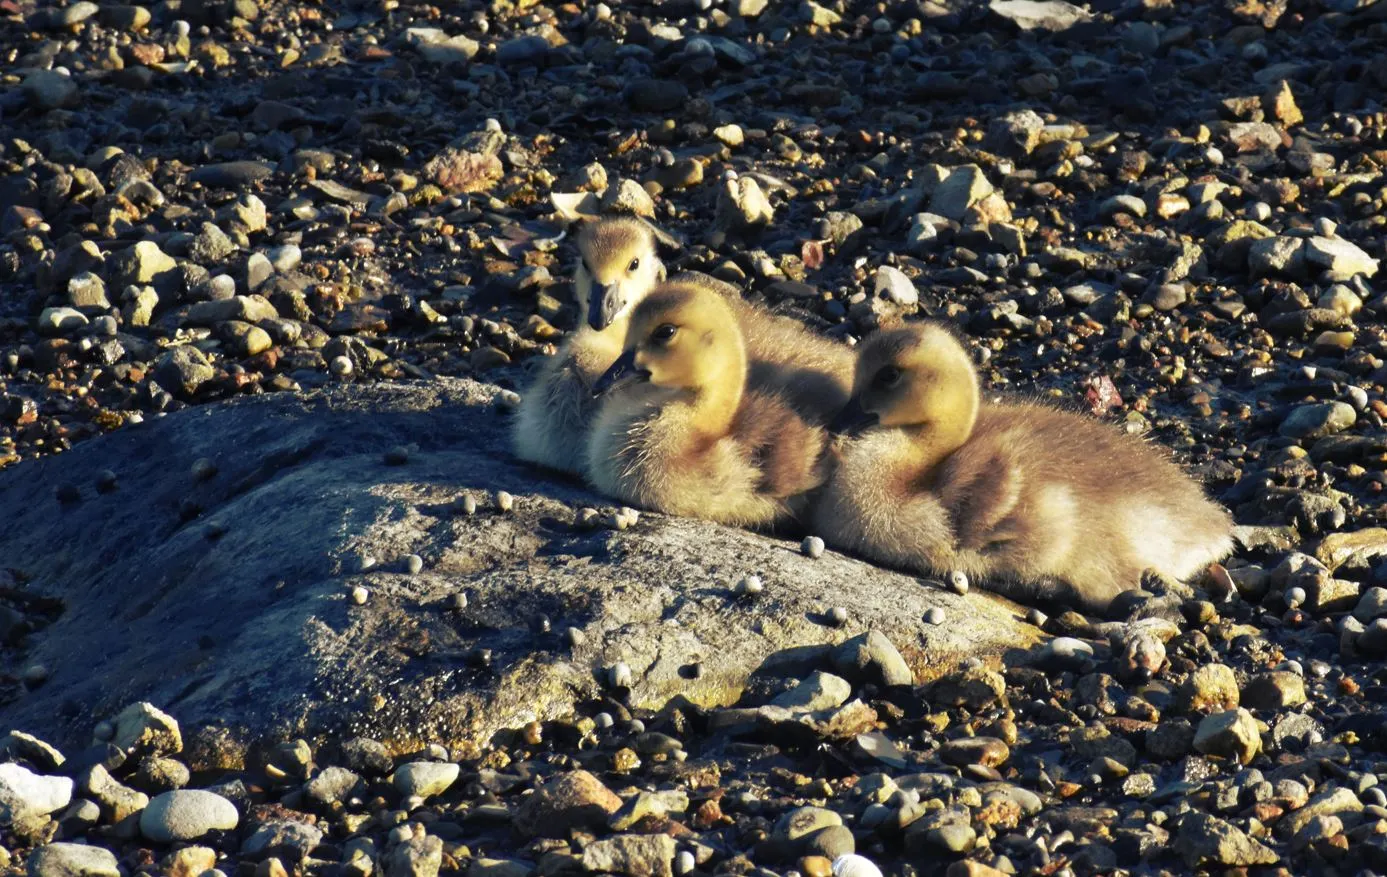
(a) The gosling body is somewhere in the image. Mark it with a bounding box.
[815,324,1233,611]
[586,283,828,529]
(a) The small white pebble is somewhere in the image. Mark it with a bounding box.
[566,627,586,647]
[1027,608,1049,628]
[676,851,696,876]
[736,574,764,595]
[1245,201,1272,222]
[832,854,884,877]
[627,718,645,734]
[460,494,477,515]
[495,491,514,512]
[828,606,848,627]
[405,554,424,575]
[1315,216,1337,238]
[1277,659,1304,676]
[924,608,945,625]
[609,661,633,688]
[575,507,600,528]
[1204,146,1224,165]
[330,355,354,376]
[948,570,970,595]
[496,389,521,410]
[1286,586,1307,609]
[802,535,825,559]
[450,592,468,611]
[594,712,615,729]
[351,586,370,605]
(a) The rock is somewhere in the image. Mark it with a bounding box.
[220,321,272,357]
[600,179,656,218]
[186,295,279,325]
[1241,672,1307,711]
[0,379,1038,757]
[403,28,479,66]
[154,346,216,398]
[581,834,676,877]
[938,737,1009,768]
[989,0,1092,30]
[136,757,190,792]
[25,843,120,877]
[929,166,993,221]
[716,176,772,231]
[67,272,109,310]
[81,763,149,821]
[931,667,1006,710]
[1280,402,1356,440]
[189,161,274,187]
[515,770,621,839]
[1277,787,1363,839]
[1248,236,1305,279]
[0,732,66,771]
[832,631,914,688]
[23,70,78,111]
[220,194,267,234]
[1100,195,1146,220]
[1175,811,1279,867]
[496,35,550,65]
[1290,815,1343,852]
[771,671,852,713]
[139,789,239,842]
[110,241,178,288]
[305,766,360,805]
[386,833,443,877]
[1354,587,1387,621]
[391,762,459,799]
[0,763,73,824]
[38,307,89,336]
[1265,80,1303,126]
[1193,708,1261,764]
[241,820,325,861]
[423,149,504,194]
[985,110,1045,156]
[161,846,215,877]
[1304,236,1378,281]
[625,79,689,113]
[874,266,918,306]
[1181,663,1239,713]
[189,222,237,264]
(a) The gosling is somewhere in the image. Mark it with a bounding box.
[586,282,829,529]
[512,217,853,474]
[814,323,1234,612]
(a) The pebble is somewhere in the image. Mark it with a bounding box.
[26,844,120,877]
[351,586,370,605]
[139,789,239,842]
[802,536,825,558]
[948,571,969,595]
[391,762,460,800]
[1192,708,1262,764]
[0,763,73,823]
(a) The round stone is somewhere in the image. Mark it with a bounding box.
[139,790,240,842]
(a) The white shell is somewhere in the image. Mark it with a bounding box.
[832,855,884,877]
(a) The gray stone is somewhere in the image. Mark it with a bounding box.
[581,834,676,877]
[139,789,239,842]
[81,763,149,821]
[189,222,237,264]
[1304,236,1379,281]
[929,165,992,221]
[25,843,120,877]
[600,179,656,219]
[495,35,549,66]
[515,770,621,839]
[391,762,459,799]
[832,630,913,687]
[241,819,324,860]
[0,379,1039,759]
[37,307,88,336]
[185,295,279,326]
[1174,811,1279,867]
[988,0,1092,30]
[136,757,190,792]
[985,109,1046,156]
[770,671,851,713]
[110,241,178,288]
[386,833,443,877]
[1278,787,1364,839]
[0,763,73,825]
[715,176,772,231]
[1355,587,1387,621]
[1193,708,1262,764]
[775,806,843,843]
[67,272,110,310]
[874,266,918,307]
[189,162,275,188]
[403,28,480,65]
[1100,195,1146,220]
[23,71,78,111]
[1248,236,1305,279]
[1280,402,1357,440]
[0,732,66,771]
[1241,672,1307,711]
[305,766,359,805]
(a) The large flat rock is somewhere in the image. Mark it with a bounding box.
[0,378,1039,763]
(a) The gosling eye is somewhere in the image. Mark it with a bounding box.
[628,257,640,272]
[652,323,677,343]
[873,365,902,389]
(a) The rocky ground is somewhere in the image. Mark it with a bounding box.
[3,0,1387,874]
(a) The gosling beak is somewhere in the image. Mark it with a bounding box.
[827,398,878,436]
[587,283,622,332]
[593,349,649,397]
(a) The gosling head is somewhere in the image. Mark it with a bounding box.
[829,323,980,437]
[593,282,742,398]
[575,217,667,332]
